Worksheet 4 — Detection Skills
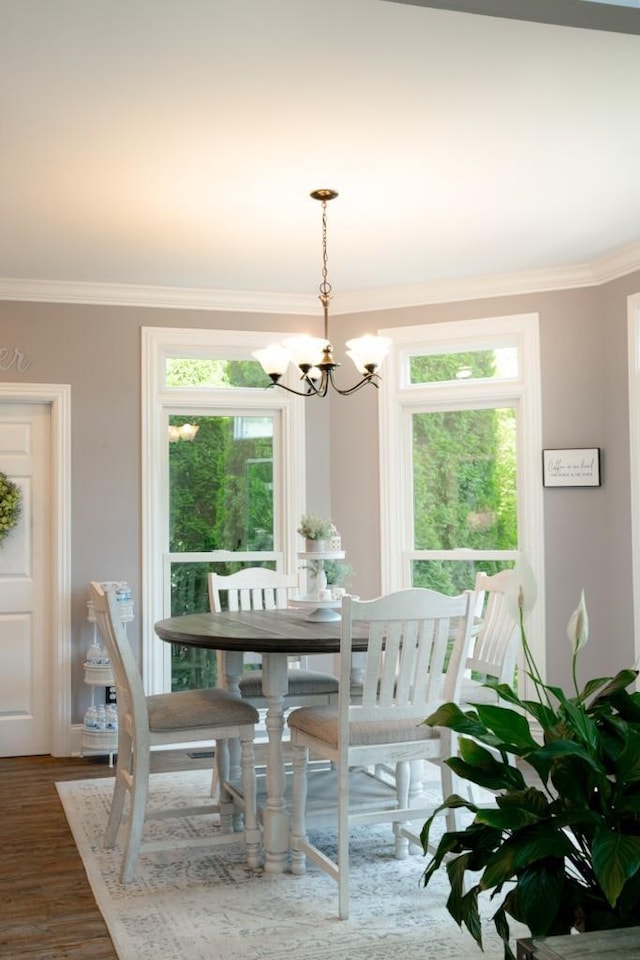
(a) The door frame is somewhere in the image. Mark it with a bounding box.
[0,383,71,755]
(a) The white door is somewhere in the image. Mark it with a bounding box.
[0,403,51,756]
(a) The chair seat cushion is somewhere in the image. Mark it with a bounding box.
[147,687,259,732]
[287,705,439,748]
[238,669,339,699]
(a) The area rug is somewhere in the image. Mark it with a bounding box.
[56,769,525,960]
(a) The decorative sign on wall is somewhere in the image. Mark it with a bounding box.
[542,447,601,487]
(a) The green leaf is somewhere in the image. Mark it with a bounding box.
[535,738,604,773]
[592,827,640,907]
[615,733,640,783]
[475,704,540,750]
[456,737,527,789]
[476,806,542,831]
[560,699,599,749]
[492,904,517,960]
[482,682,523,708]
[424,702,487,735]
[582,675,618,700]
[457,887,483,947]
[447,754,524,792]
[519,750,552,785]
[503,859,566,937]
[445,853,474,915]
[588,669,638,705]
[474,786,550,830]
[546,683,572,708]
[426,702,519,755]
[420,795,479,862]
[481,824,575,889]
[614,792,640,815]
[611,687,640,723]
[497,787,550,817]
[519,699,558,730]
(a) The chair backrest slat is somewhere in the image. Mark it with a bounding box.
[208,568,299,613]
[340,588,475,743]
[469,570,519,685]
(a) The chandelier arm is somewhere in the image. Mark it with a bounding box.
[262,371,332,397]
[261,380,317,398]
[326,369,381,396]
[301,372,330,397]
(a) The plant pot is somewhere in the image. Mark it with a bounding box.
[305,539,326,552]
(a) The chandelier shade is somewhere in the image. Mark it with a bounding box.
[252,189,391,397]
[168,422,200,442]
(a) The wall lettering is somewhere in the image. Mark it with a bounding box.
[0,347,31,373]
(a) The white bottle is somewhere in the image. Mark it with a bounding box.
[84,705,98,729]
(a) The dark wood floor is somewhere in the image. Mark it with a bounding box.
[0,751,212,960]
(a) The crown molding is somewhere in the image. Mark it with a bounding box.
[333,242,640,314]
[331,263,596,314]
[590,241,640,285]
[2,241,640,315]
[0,278,317,315]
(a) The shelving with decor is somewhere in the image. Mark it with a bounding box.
[82,581,134,764]
[291,523,351,621]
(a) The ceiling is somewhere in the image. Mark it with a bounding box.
[2,0,640,313]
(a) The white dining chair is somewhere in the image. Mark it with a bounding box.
[208,568,339,707]
[287,587,475,919]
[461,568,519,706]
[90,580,261,882]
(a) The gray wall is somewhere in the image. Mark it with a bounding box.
[1,271,639,723]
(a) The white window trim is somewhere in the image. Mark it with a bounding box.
[627,293,640,673]
[378,312,545,687]
[141,326,306,694]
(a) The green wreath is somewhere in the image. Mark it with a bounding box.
[0,472,22,545]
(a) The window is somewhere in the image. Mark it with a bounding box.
[410,404,517,592]
[379,313,545,686]
[142,327,305,694]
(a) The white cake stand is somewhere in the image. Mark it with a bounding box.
[288,595,343,622]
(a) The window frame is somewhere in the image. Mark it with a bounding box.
[142,326,306,694]
[378,312,545,687]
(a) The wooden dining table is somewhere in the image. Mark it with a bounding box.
[154,607,369,874]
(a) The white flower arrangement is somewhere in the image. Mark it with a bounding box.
[297,513,333,541]
[0,472,22,545]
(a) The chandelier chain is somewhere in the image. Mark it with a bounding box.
[319,200,332,300]
[251,187,390,398]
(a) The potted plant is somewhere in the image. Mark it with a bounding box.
[305,558,353,598]
[420,556,640,960]
[297,513,333,552]
[306,558,352,585]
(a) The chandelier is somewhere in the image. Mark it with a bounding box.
[168,422,199,442]
[253,189,391,397]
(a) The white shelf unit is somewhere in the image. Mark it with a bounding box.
[82,581,134,764]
